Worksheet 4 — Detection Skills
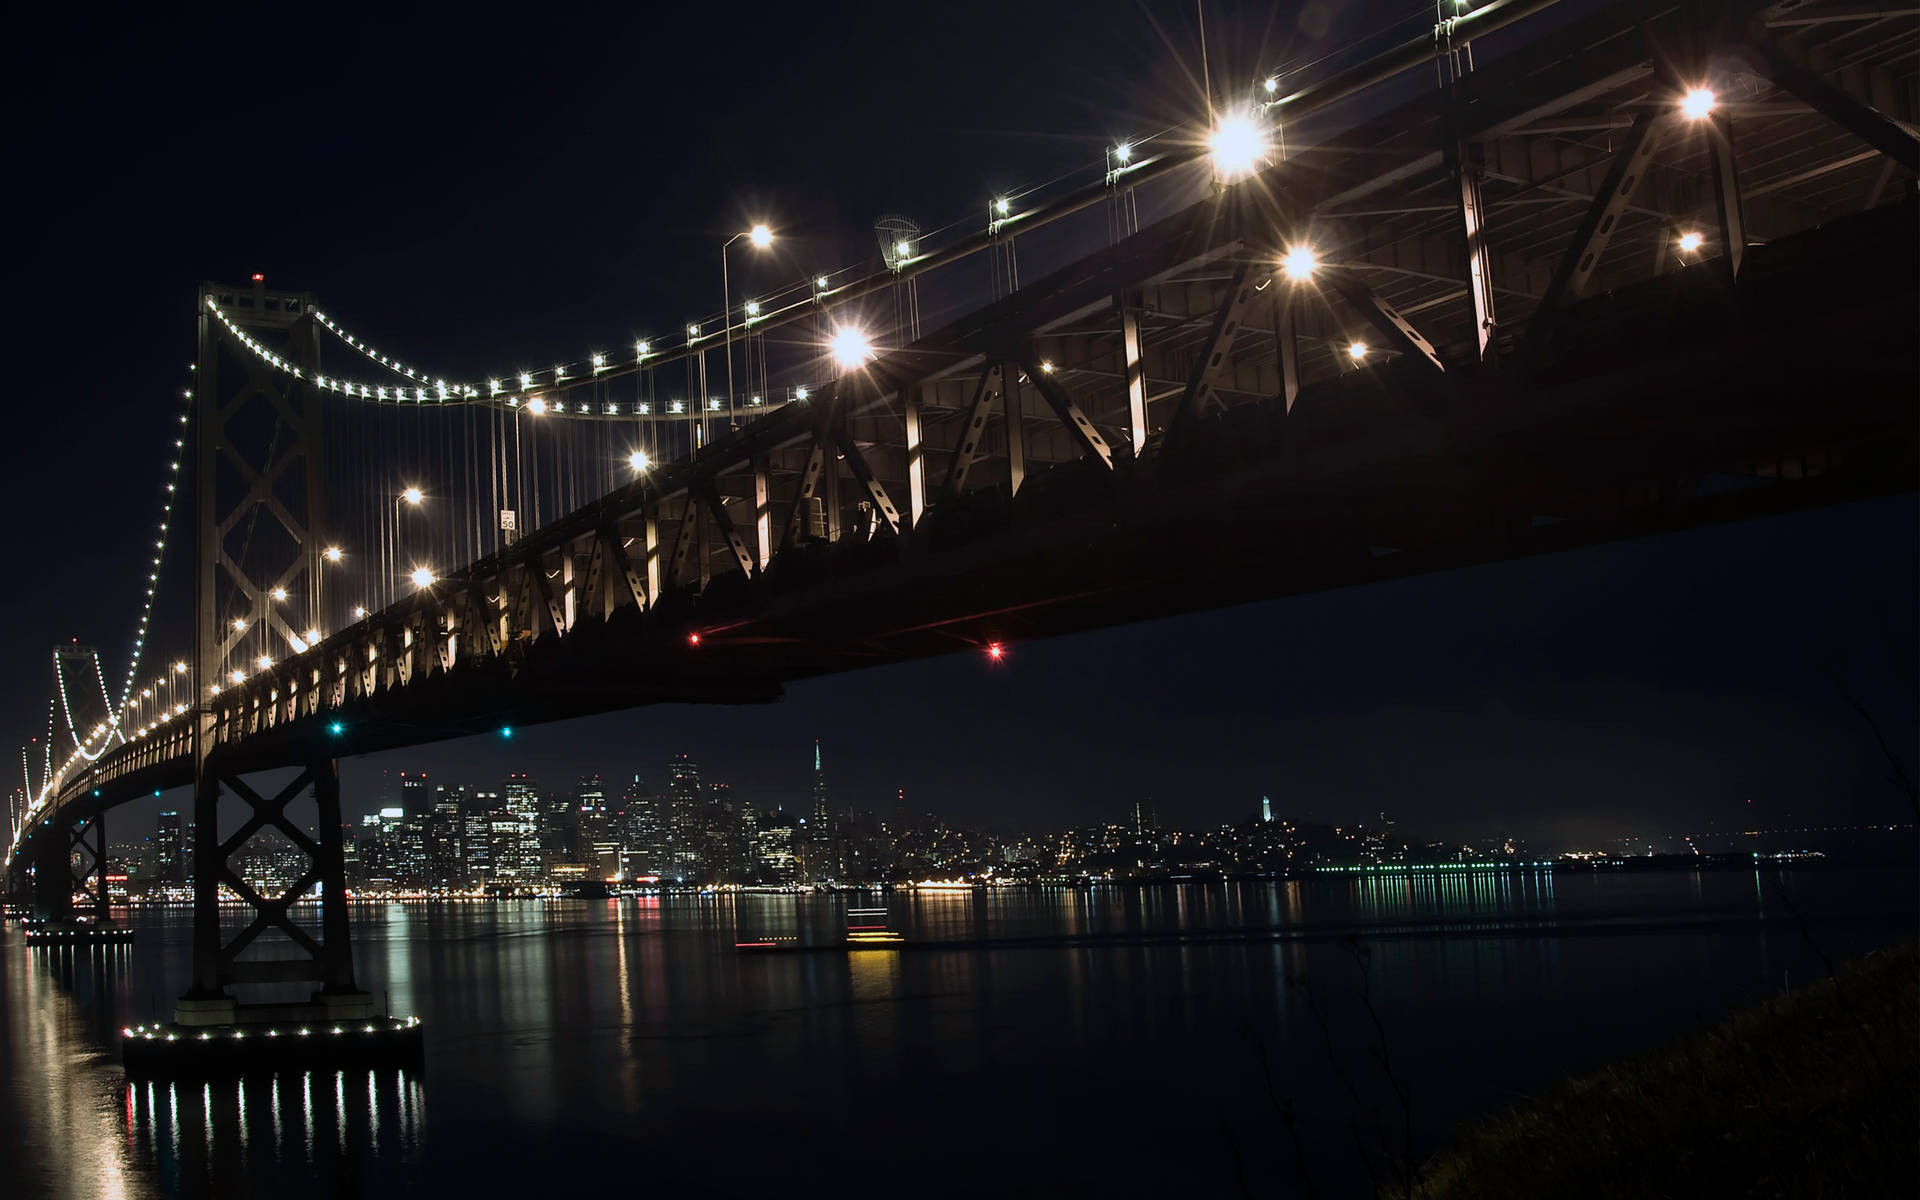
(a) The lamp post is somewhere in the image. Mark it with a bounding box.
[394,488,423,608]
[723,224,773,427]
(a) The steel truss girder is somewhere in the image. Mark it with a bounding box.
[780,431,828,552]
[1446,98,1500,362]
[1015,351,1115,471]
[1169,259,1259,431]
[1522,111,1669,360]
[941,364,1005,500]
[1325,269,1448,374]
[1707,110,1746,280]
[1736,33,1920,177]
[696,481,757,578]
[834,427,903,537]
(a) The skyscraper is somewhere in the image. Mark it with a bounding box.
[758,808,798,884]
[667,755,703,880]
[809,741,836,882]
[503,774,543,880]
[462,790,498,884]
[427,787,465,887]
[619,774,668,877]
[399,771,429,815]
[155,810,184,885]
[1131,798,1157,836]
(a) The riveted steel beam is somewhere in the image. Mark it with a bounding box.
[1017,353,1114,470]
[1522,112,1668,361]
[1325,269,1448,374]
[1737,34,1919,176]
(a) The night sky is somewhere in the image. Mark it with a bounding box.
[3,2,1913,844]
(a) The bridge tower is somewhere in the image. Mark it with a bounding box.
[29,645,117,928]
[176,279,370,1027]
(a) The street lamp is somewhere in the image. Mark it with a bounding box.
[393,488,425,608]
[724,223,774,426]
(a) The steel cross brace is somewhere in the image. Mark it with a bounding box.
[1522,110,1669,365]
[1323,270,1448,374]
[1735,33,1919,177]
[1015,350,1116,471]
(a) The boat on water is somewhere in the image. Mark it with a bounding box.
[734,905,903,953]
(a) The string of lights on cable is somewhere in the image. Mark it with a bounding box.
[114,376,195,717]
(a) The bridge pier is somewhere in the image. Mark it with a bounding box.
[175,756,371,1025]
[21,814,129,945]
[129,755,418,1075]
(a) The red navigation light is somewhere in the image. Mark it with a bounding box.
[986,642,1005,661]
[687,632,702,647]
[251,273,264,282]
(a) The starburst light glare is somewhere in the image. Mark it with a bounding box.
[629,451,650,471]
[994,197,1011,216]
[1114,141,1132,164]
[353,606,367,618]
[1264,77,1278,94]
[1680,87,1716,120]
[410,568,436,589]
[1348,342,1369,361]
[518,373,532,388]
[745,301,760,317]
[688,324,700,338]
[795,386,809,400]
[174,662,187,673]
[231,670,245,684]
[830,326,875,372]
[895,240,911,258]
[526,396,548,415]
[1678,231,1704,253]
[987,642,1005,661]
[232,619,247,632]
[305,629,320,644]
[749,224,773,249]
[1281,246,1319,281]
[271,587,287,601]
[637,340,650,355]
[592,353,606,369]
[402,487,423,504]
[256,656,272,670]
[816,276,829,289]
[1209,110,1269,177]
[325,546,343,562]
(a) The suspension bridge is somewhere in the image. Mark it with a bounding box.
[4,0,1915,1070]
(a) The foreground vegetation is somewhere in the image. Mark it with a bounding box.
[1411,941,1919,1198]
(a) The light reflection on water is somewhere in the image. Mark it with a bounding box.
[3,867,1913,1199]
